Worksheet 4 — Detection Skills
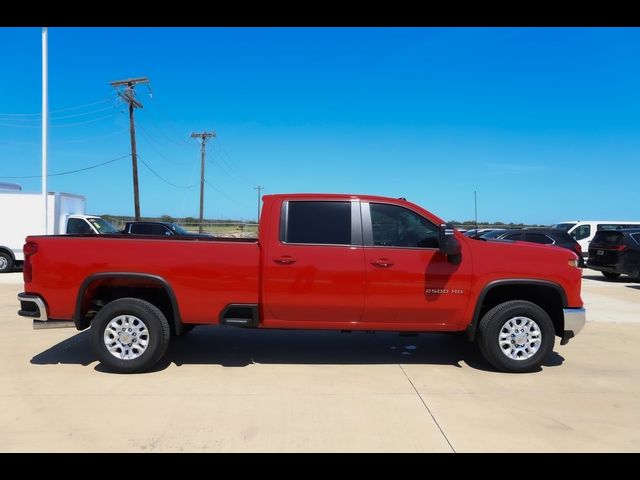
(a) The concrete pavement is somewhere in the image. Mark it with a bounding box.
[1,271,638,452]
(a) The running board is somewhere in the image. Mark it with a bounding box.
[33,320,75,330]
[221,317,255,327]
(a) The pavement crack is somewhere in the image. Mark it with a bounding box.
[398,363,456,453]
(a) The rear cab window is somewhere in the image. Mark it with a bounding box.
[282,201,354,245]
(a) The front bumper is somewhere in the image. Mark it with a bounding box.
[561,307,586,345]
[17,293,74,329]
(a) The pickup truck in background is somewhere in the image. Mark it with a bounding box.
[0,191,119,273]
[17,194,585,373]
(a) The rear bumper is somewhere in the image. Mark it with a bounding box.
[17,293,74,329]
[561,307,586,345]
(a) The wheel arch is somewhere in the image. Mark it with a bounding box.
[0,247,15,261]
[74,272,184,335]
[467,279,567,341]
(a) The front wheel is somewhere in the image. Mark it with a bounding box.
[477,300,555,373]
[91,297,170,374]
[602,271,621,280]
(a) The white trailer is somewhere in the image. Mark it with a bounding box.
[0,192,117,272]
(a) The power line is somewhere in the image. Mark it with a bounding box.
[148,97,192,146]
[204,179,246,205]
[0,97,111,117]
[51,114,116,128]
[0,154,130,179]
[50,105,115,120]
[0,105,114,123]
[0,113,115,129]
[137,155,197,189]
[215,140,258,185]
[56,127,130,144]
[138,108,190,148]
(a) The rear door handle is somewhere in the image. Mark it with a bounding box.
[273,255,296,265]
[371,258,394,268]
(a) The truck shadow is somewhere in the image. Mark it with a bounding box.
[582,274,636,283]
[31,326,564,374]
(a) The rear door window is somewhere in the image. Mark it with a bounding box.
[130,224,153,235]
[525,233,554,245]
[152,224,171,235]
[284,201,352,245]
[503,233,522,241]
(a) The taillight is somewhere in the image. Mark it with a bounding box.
[24,242,38,256]
[574,243,582,254]
[23,241,38,283]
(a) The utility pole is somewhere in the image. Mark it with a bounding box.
[109,77,149,220]
[190,131,216,233]
[254,185,264,222]
[42,27,48,234]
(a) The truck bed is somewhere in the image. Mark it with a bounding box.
[25,234,260,324]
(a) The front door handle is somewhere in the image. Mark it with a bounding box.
[273,255,296,265]
[371,258,394,268]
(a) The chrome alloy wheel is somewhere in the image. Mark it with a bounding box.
[103,315,149,360]
[0,257,7,270]
[498,316,542,361]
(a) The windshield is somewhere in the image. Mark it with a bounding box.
[170,223,190,235]
[552,223,576,232]
[86,217,120,234]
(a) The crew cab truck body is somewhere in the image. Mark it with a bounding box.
[18,194,585,373]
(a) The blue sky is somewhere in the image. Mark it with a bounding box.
[0,27,639,223]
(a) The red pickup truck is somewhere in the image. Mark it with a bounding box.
[17,194,585,374]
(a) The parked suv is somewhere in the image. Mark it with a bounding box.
[587,228,640,280]
[478,228,583,266]
[123,221,211,238]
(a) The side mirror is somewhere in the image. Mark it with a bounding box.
[439,223,461,262]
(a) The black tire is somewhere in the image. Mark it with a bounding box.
[477,300,555,373]
[0,252,13,273]
[602,271,621,280]
[91,297,170,374]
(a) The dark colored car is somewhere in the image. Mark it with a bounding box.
[464,228,506,238]
[587,228,640,280]
[123,221,212,238]
[477,228,584,266]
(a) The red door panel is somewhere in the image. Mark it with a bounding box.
[361,201,472,330]
[363,247,472,328]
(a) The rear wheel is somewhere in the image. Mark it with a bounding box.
[602,271,621,280]
[91,297,170,374]
[477,300,555,373]
[0,252,13,273]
